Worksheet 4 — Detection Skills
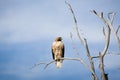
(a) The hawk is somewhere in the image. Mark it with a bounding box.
[52,37,65,68]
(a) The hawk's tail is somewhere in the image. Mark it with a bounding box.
[56,61,62,68]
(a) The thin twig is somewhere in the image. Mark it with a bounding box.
[108,12,116,25]
[70,32,80,56]
[108,12,120,48]
[102,27,106,39]
[44,60,55,69]
[30,62,46,69]
[30,60,55,69]
[116,25,120,34]
[108,51,120,55]
[92,56,100,59]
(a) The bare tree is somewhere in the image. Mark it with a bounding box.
[91,10,120,80]
[31,1,120,80]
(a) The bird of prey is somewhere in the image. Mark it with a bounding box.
[52,37,65,68]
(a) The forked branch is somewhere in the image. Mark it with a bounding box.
[92,10,111,80]
[108,14,120,48]
[92,10,111,57]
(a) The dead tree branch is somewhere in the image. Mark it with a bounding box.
[92,10,111,80]
[65,1,84,44]
[84,38,98,80]
[31,57,97,77]
[66,1,98,80]
[116,25,120,34]
[108,12,116,25]
[30,60,55,69]
[108,51,120,55]
[92,10,111,57]
[108,13,120,48]
[102,27,106,39]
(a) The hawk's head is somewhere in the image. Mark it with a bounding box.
[55,37,62,41]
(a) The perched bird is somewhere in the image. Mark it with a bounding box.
[52,37,65,68]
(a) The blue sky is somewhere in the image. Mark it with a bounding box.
[0,0,120,80]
